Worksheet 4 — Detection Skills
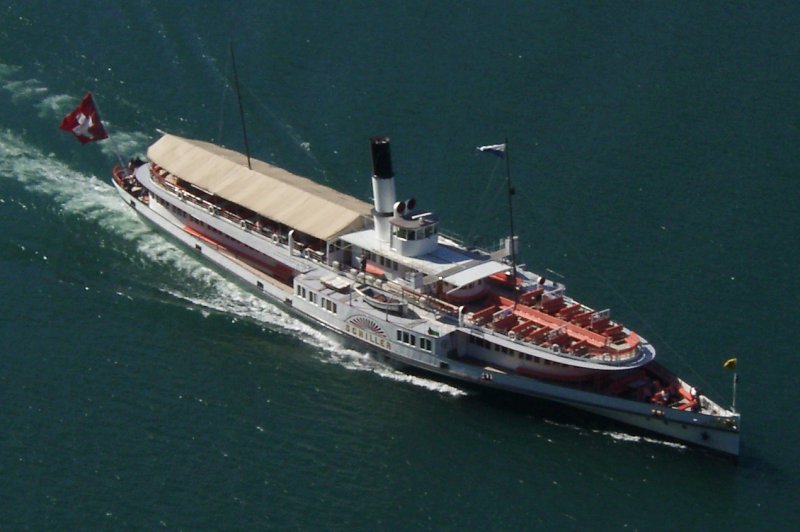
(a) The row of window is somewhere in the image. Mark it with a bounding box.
[396,330,433,352]
[159,195,227,240]
[157,194,187,218]
[157,194,249,250]
[393,223,438,241]
[364,250,399,272]
[468,335,565,367]
[321,297,337,314]
[296,285,338,314]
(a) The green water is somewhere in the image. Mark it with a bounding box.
[1,1,798,529]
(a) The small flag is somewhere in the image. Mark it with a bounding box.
[59,92,108,144]
[723,357,737,370]
[477,143,506,157]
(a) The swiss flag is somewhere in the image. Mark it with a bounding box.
[59,92,109,144]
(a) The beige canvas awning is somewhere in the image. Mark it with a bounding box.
[147,133,372,241]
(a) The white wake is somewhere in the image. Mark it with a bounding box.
[0,68,466,398]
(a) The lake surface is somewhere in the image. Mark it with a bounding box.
[1,1,798,529]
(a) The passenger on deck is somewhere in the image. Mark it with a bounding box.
[651,381,667,404]
[661,386,673,405]
[691,386,702,411]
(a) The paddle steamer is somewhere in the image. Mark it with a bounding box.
[112,134,740,455]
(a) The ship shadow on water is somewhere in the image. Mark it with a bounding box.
[370,353,740,460]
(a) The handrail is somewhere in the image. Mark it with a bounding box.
[460,321,647,366]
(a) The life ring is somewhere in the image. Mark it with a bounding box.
[272,234,279,244]
[207,205,215,215]
[551,344,561,354]
[177,190,185,200]
[303,248,311,259]
[240,220,247,229]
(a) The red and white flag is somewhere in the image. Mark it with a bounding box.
[59,92,109,144]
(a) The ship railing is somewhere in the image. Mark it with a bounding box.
[545,325,568,341]
[151,168,294,247]
[544,285,566,297]
[438,230,507,257]
[492,306,514,322]
[437,229,466,247]
[300,247,326,263]
[151,166,224,217]
[460,321,648,367]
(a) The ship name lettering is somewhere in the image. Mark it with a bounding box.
[345,323,391,350]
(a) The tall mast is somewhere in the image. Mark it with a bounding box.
[230,44,252,170]
[504,137,518,293]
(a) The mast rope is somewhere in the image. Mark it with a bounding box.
[464,158,505,246]
[208,45,330,181]
[217,49,232,145]
[241,84,331,182]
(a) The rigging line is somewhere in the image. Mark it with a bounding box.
[217,49,232,144]
[240,84,330,182]
[514,185,724,400]
[465,158,505,243]
[204,43,328,181]
[230,45,252,170]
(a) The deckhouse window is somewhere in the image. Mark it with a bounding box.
[321,298,337,314]
[396,330,417,347]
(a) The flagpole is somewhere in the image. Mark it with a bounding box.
[88,93,127,173]
[723,357,738,412]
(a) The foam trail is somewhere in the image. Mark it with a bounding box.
[596,430,688,451]
[545,417,687,451]
[160,285,467,397]
[2,78,48,102]
[0,107,466,398]
[36,94,74,119]
[0,65,151,158]
[0,63,21,79]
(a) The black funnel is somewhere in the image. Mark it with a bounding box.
[370,136,394,179]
